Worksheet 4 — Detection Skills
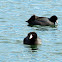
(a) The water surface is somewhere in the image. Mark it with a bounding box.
[0,0,62,62]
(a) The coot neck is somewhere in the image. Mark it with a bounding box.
[30,38,37,45]
[49,18,55,24]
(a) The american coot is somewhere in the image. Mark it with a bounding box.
[26,15,58,26]
[23,32,41,45]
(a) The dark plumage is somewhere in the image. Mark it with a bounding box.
[26,15,58,26]
[23,32,41,45]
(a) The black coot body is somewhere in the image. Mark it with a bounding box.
[23,32,41,45]
[26,15,58,26]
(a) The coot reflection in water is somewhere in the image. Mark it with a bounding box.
[24,44,41,52]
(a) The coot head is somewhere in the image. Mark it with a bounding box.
[49,15,58,24]
[28,32,37,40]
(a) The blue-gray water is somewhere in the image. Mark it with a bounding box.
[0,0,62,62]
